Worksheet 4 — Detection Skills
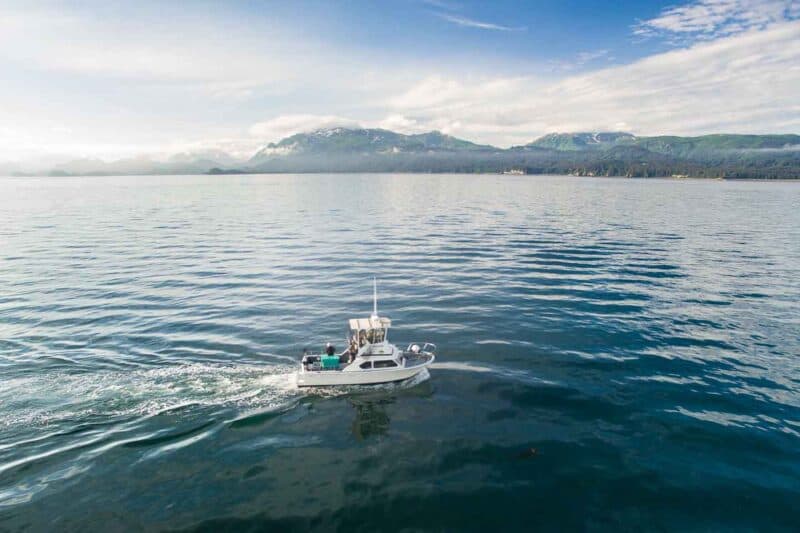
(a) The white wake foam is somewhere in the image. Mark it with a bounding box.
[432,361,557,386]
[0,363,300,430]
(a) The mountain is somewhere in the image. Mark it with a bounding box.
[47,154,242,176]
[167,149,242,167]
[523,132,635,151]
[242,128,799,179]
[521,131,800,157]
[249,128,496,165]
[0,161,22,176]
[626,134,800,158]
[4,128,799,179]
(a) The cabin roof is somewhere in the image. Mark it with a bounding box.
[349,317,391,331]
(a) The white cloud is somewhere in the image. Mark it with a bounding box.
[375,114,425,133]
[0,4,354,93]
[93,19,800,156]
[576,49,610,63]
[389,75,528,112]
[634,0,798,42]
[384,21,800,146]
[249,115,362,142]
[435,13,524,31]
[419,0,462,10]
[550,49,611,71]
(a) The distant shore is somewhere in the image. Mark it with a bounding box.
[3,171,797,181]
[5,130,799,181]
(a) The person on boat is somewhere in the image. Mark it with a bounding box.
[348,340,358,362]
[325,342,335,356]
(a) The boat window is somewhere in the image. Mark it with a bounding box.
[359,361,372,369]
[373,360,397,368]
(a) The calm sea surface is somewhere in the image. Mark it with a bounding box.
[1,174,799,531]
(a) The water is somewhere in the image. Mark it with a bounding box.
[1,174,799,531]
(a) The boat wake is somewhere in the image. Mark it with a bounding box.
[0,362,300,432]
[432,361,557,386]
[1,359,436,435]
[0,360,434,508]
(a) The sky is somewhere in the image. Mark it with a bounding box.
[0,0,798,161]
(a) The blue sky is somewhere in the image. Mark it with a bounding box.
[257,1,663,65]
[0,0,798,161]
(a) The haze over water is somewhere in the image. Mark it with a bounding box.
[1,174,799,531]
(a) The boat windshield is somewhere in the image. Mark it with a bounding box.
[353,327,386,345]
[367,328,385,344]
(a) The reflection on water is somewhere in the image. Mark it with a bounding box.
[0,174,799,531]
[350,398,393,440]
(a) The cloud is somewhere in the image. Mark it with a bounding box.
[384,21,800,146]
[735,144,800,152]
[576,49,610,63]
[389,75,526,112]
[249,115,362,141]
[202,21,800,152]
[550,49,611,71]
[375,114,427,133]
[0,4,346,93]
[435,13,525,31]
[634,0,799,43]
[419,0,461,10]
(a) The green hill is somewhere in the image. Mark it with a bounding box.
[239,128,800,179]
[523,132,800,157]
[249,128,496,165]
[524,132,635,151]
[627,134,800,157]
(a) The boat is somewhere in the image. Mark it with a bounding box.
[296,279,436,387]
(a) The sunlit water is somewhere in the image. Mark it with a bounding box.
[1,174,799,531]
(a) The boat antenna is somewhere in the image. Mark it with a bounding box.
[371,277,378,319]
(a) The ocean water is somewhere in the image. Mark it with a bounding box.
[1,174,799,531]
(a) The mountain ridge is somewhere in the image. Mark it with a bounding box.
[6,127,800,179]
[249,127,497,165]
[242,128,800,178]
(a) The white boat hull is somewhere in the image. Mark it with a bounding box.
[296,354,434,387]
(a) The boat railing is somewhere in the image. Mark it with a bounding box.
[404,342,437,355]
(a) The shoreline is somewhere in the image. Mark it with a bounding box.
[2,171,798,181]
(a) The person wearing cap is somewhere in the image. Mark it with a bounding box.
[325,342,335,356]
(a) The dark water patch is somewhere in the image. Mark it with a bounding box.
[614,267,687,279]
[656,335,738,351]
[685,297,732,306]
[621,262,681,271]
[726,291,770,299]
[229,403,304,429]
[522,251,608,263]
[177,447,799,532]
